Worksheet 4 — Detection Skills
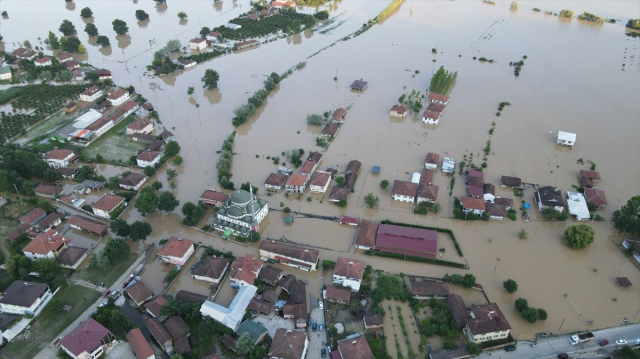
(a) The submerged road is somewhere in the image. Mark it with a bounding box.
[476,323,640,359]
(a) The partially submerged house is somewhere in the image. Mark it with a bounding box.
[424,152,440,170]
[321,123,340,137]
[332,108,346,123]
[229,254,263,287]
[328,187,351,204]
[285,173,307,194]
[556,131,576,147]
[125,280,153,307]
[500,176,521,188]
[332,257,365,292]
[422,110,442,126]
[355,220,378,251]
[428,93,450,105]
[68,215,107,235]
[257,264,283,286]
[325,285,351,305]
[579,170,601,188]
[192,256,229,284]
[350,79,368,91]
[567,191,590,221]
[411,281,450,299]
[584,187,607,207]
[34,184,64,198]
[463,303,511,344]
[119,172,147,191]
[198,190,230,207]
[460,196,486,215]
[92,193,126,219]
[535,186,564,213]
[189,38,207,50]
[157,236,195,266]
[389,104,408,118]
[309,171,332,193]
[264,173,288,192]
[258,241,319,272]
[391,180,417,203]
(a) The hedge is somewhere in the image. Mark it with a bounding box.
[364,250,468,269]
[380,219,464,257]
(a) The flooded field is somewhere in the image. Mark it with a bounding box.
[2,0,640,345]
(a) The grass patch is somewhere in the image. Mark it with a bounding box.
[83,115,146,163]
[2,284,101,359]
[74,253,138,287]
[20,111,75,144]
[364,250,468,269]
[183,318,218,359]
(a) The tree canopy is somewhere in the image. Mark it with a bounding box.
[157,191,179,212]
[110,218,131,237]
[429,66,457,95]
[59,20,77,35]
[85,23,98,37]
[364,193,379,208]
[135,187,159,216]
[202,69,220,89]
[563,224,595,250]
[165,141,181,157]
[80,7,93,18]
[97,35,110,47]
[112,19,129,35]
[613,196,640,235]
[130,221,152,241]
[62,37,82,52]
[503,279,518,293]
[135,10,149,21]
[47,31,60,49]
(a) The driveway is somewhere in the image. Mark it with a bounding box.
[476,323,640,359]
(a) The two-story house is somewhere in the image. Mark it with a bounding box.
[463,303,511,343]
[22,229,70,260]
[79,85,103,102]
[229,254,263,287]
[60,318,115,359]
[332,257,365,292]
[92,193,127,219]
[157,236,195,266]
[107,88,130,106]
[0,281,53,316]
[391,180,417,203]
[44,149,78,168]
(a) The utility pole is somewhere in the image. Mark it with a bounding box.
[559,318,565,331]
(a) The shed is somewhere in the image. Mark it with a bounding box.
[616,277,632,287]
[371,166,381,174]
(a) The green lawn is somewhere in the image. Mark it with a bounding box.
[2,284,101,359]
[83,115,146,164]
[184,318,218,359]
[20,111,75,145]
[74,253,138,287]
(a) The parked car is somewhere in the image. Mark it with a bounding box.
[558,353,569,359]
[307,319,312,327]
[98,302,107,308]
[599,339,609,346]
[634,339,640,345]
[504,345,516,352]
[615,339,627,345]
[321,349,327,358]
[319,324,324,332]
[312,323,317,332]
[101,290,110,298]
[319,300,324,310]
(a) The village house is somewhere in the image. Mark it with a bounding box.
[84,117,114,139]
[79,85,103,102]
[246,14,260,20]
[424,152,440,170]
[248,297,275,316]
[420,168,435,186]
[126,118,153,135]
[259,241,319,271]
[0,66,12,81]
[428,93,450,105]
[95,69,112,80]
[192,256,229,284]
[500,175,521,188]
[68,215,107,235]
[136,151,163,168]
[157,236,195,266]
[309,171,332,193]
[417,183,439,204]
[22,50,38,60]
[328,187,351,204]
[214,189,269,237]
[584,187,607,207]
[92,193,126,219]
[321,123,340,137]
[463,303,511,344]
[11,48,27,58]
[229,254,263,287]
[493,197,513,209]
[375,224,438,259]
[535,186,565,212]
[483,183,496,202]
[339,216,360,226]
[391,180,418,203]
[44,148,78,168]
[567,191,590,221]
[180,59,196,69]
[268,329,308,359]
[64,102,78,113]
[189,38,207,50]
[411,281,450,299]
[556,131,576,147]
[447,294,471,326]
[119,172,147,191]
[64,60,81,70]
[0,281,52,316]
[56,246,89,270]
[126,280,153,307]
[60,318,115,359]
[468,169,484,186]
[264,173,288,192]
[579,170,601,188]
[332,108,346,123]
[427,102,446,113]
[107,88,130,106]
[236,320,268,345]
[283,302,307,328]
[34,56,52,67]
[130,133,158,144]
[35,212,63,232]
[22,229,70,261]
[72,69,84,81]
[363,312,384,330]
[206,31,221,41]
[147,317,174,355]
[257,264,283,286]
[280,274,296,294]
[461,196,486,215]
[56,167,77,179]
[335,333,375,359]
[389,104,408,118]
[485,203,508,220]
[235,39,259,50]
[200,285,257,331]
[350,79,368,91]
[333,257,366,291]
[160,129,175,143]
[57,53,73,63]
[164,316,191,355]
[467,184,483,200]
[324,285,351,305]
[344,160,361,188]
[145,296,167,318]
[6,223,32,241]
[355,220,378,251]
[622,239,640,264]
[34,184,64,198]
[144,139,164,152]
[285,173,307,194]
[199,190,230,207]
[422,110,441,125]
[126,328,156,359]
[20,208,47,226]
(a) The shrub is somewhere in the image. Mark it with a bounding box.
[365,251,467,269]
[322,260,336,269]
[559,9,574,18]
[306,113,324,126]
[503,279,518,293]
[515,298,528,312]
[563,224,595,250]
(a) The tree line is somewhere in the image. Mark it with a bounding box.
[429,66,457,95]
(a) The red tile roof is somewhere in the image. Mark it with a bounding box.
[421,169,435,185]
[264,173,288,187]
[299,160,316,175]
[19,207,46,224]
[23,229,69,255]
[34,184,64,196]
[584,187,607,207]
[468,184,483,198]
[334,257,365,280]
[34,57,51,64]
[126,119,151,131]
[199,190,229,203]
[145,296,167,317]
[339,216,360,225]
[493,197,514,207]
[157,236,194,258]
[332,108,346,121]
[44,149,74,160]
[57,53,74,61]
[468,169,484,178]
[424,152,440,165]
[68,215,107,234]
[579,170,601,180]
[146,317,172,345]
[269,329,307,359]
[390,104,407,114]
[126,328,154,359]
[411,281,450,297]
[190,38,206,43]
[337,333,374,359]
[207,32,221,37]
[136,151,162,162]
[259,241,319,264]
[465,303,511,335]
[355,220,378,248]
[422,111,441,120]
[286,173,307,187]
[461,196,486,211]
[309,171,331,187]
[107,88,128,100]
[391,180,418,197]
[427,103,446,112]
[125,281,152,304]
[60,318,113,357]
[326,285,351,302]
[376,224,437,258]
[92,194,126,212]
[322,124,340,136]
[417,184,438,202]
[428,93,450,102]
[120,101,139,112]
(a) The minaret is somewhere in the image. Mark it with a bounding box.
[249,184,256,225]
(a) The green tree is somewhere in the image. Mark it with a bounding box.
[202,69,220,89]
[462,273,476,288]
[151,181,163,191]
[112,19,129,35]
[335,176,346,187]
[165,141,181,157]
[130,221,152,241]
[144,166,156,177]
[166,169,177,180]
[627,19,640,30]
[314,10,329,19]
[380,179,390,189]
[521,306,540,323]
[47,299,64,313]
[24,40,32,48]
[62,37,82,52]
[54,69,73,82]
[135,10,149,21]
[187,86,194,95]
[337,199,347,207]
[135,187,159,216]
[515,298,528,312]
[157,191,179,212]
[80,7,93,18]
[40,70,53,82]
[47,31,60,49]
[563,224,595,250]
[173,155,183,165]
[59,20,77,35]
[518,228,528,239]
[199,27,211,38]
[613,196,640,235]
[102,238,130,263]
[96,35,110,47]
[85,23,98,36]
[32,257,61,274]
[541,207,560,220]
[538,308,548,321]
[306,114,324,126]
[178,11,187,19]
[467,343,481,355]
[235,332,254,355]
[503,279,518,293]
[74,165,97,181]
[364,193,379,208]
[110,219,131,237]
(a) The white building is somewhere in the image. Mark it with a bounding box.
[189,38,207,50]
[157,236,195,266]
[44,149,77,168]
[442,157,455,173]
[421,110,441,126]
[79,86,103,102]
[200,285,257,331]
[34,57,52,67]
[463,303,511,344]
[206,32,221,41]
[332,257,365,292]
[567,191,590,221]
[107,88,130,106]
[258,241,319,272]
[22,230,69,261]
[0,66,12,81]
[0,281,53,316]
[391,180,417,203]
[136,151,162,168]
[92,193,127,219]
[556,131,576,147]
[309,171,331,193]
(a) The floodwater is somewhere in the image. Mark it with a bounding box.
[2,0,640,342]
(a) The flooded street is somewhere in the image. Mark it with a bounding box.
[3,0,640,344]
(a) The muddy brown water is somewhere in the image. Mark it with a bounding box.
[3,0,640,342]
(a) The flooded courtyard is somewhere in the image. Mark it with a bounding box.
[2,0,640,345]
